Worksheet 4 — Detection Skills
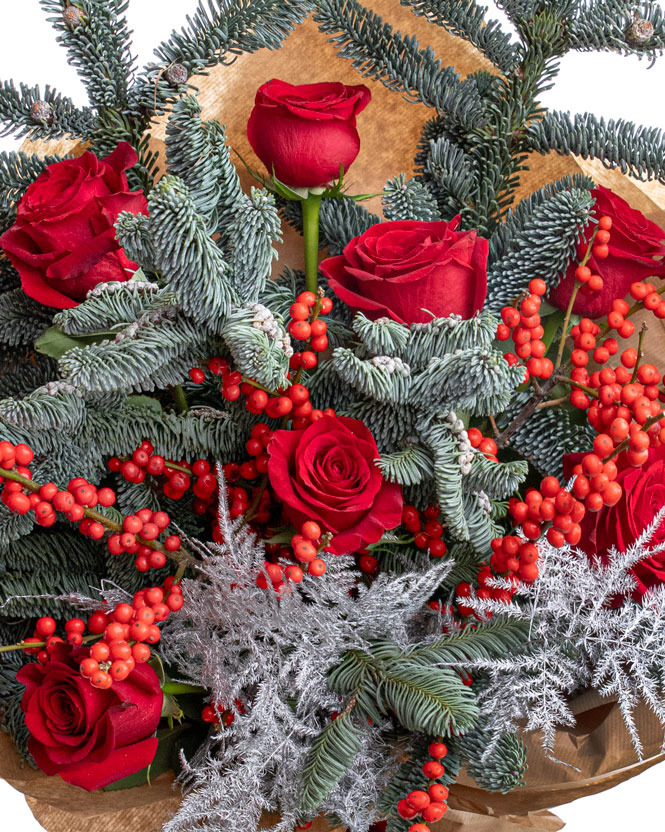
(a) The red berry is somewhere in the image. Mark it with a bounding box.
[428,741,448,759]
[406,791,430,811]
[422,760,444,779]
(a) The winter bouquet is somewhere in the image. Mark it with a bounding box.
[2,2,665,832]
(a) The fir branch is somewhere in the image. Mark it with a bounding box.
[414,134,473,219]
[165,96,237,226]
[222,304,291,390]
[486,180,594,311]
[314,0,486,129]
[0,385,84,432]
[299,709,364,815]
[138,176,237,331]
[404,311,497,370]
[58,316,207,394]
[332,348,412,403]
[526,111,665,184]
[403,0,519,73]
[376,444,434,486]
[568,1,665,60]
[0,81,95,140]
[53,282,173,336]
[352,314,411,358]
[0,289,55,345]
[463,453,528,500]
[39,0,135,109]
[457,728,527,792]
[226,188,282,302]
[132,0,311,115]
[382,174,441,222]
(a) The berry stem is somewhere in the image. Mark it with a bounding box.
[603,407,664,462]
[0,633,99,655]
[0,466,195,570]
[302,192,323,295]
[630,321,649,383]
[554,225,599,371]
[555,375,600,399]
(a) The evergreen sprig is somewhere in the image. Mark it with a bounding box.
[299,709,364,816]
[526,111,665,184]
[403,0,519,73]
[314,0,486,129]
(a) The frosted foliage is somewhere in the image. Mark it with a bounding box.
[463,510,665,759]
[159,475,452,832]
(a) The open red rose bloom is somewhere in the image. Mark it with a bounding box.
[17,643,162,790]
[320,217,488,324]
[0,142,147,309]
[247,78,371,188]
[268,414,403,555]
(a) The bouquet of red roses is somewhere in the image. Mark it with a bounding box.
[1,3,665,832]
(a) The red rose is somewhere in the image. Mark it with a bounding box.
[0,142,147,309]
[563,446,665,598]
[247,79,371,188]
[267,414,403,555]
[17,644,162,790]
[319,218,488,325]
[549,185,665,319]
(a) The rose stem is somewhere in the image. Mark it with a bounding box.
[302,192,323,295]
[161,682,207,695]
[0,466,195,571]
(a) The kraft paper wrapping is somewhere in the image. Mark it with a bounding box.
[5,3,665,830]
[1,690,664,832]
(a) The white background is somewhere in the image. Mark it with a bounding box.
[1,1,665,830]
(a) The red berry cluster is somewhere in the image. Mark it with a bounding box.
[287,290,332,353]
[25,578,183,689]
[257,520,328,591]
[402,504,448,558]
[497,278,553,383]
[630,279,665,320]
[396,742,449,831]
[568,317,622,373]
[508,475,587,550]
[192,354,335,429]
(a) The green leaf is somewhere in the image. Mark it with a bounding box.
[299,709,364,815]
[102,724,194,790]
[35,326,112,360]
[127,395,163,413]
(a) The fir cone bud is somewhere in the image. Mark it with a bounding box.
[63,6,85,28]
[30,100,52,124]
[627,17,654,44]
[165,63,188,86]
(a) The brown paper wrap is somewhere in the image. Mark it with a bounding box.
[5,2,665,829]
[1,690,664,832]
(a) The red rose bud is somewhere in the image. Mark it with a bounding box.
[16,642,162,790]
[247,79,371,188]
[320,218,488,324]
[563,446,665,600]
[0,142,147,309]
[267,414,403,554]
[549,185,665,319]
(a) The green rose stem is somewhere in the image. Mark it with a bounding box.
[161,681,206,695]
[0,465,195,572]
[302,192,323,295]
